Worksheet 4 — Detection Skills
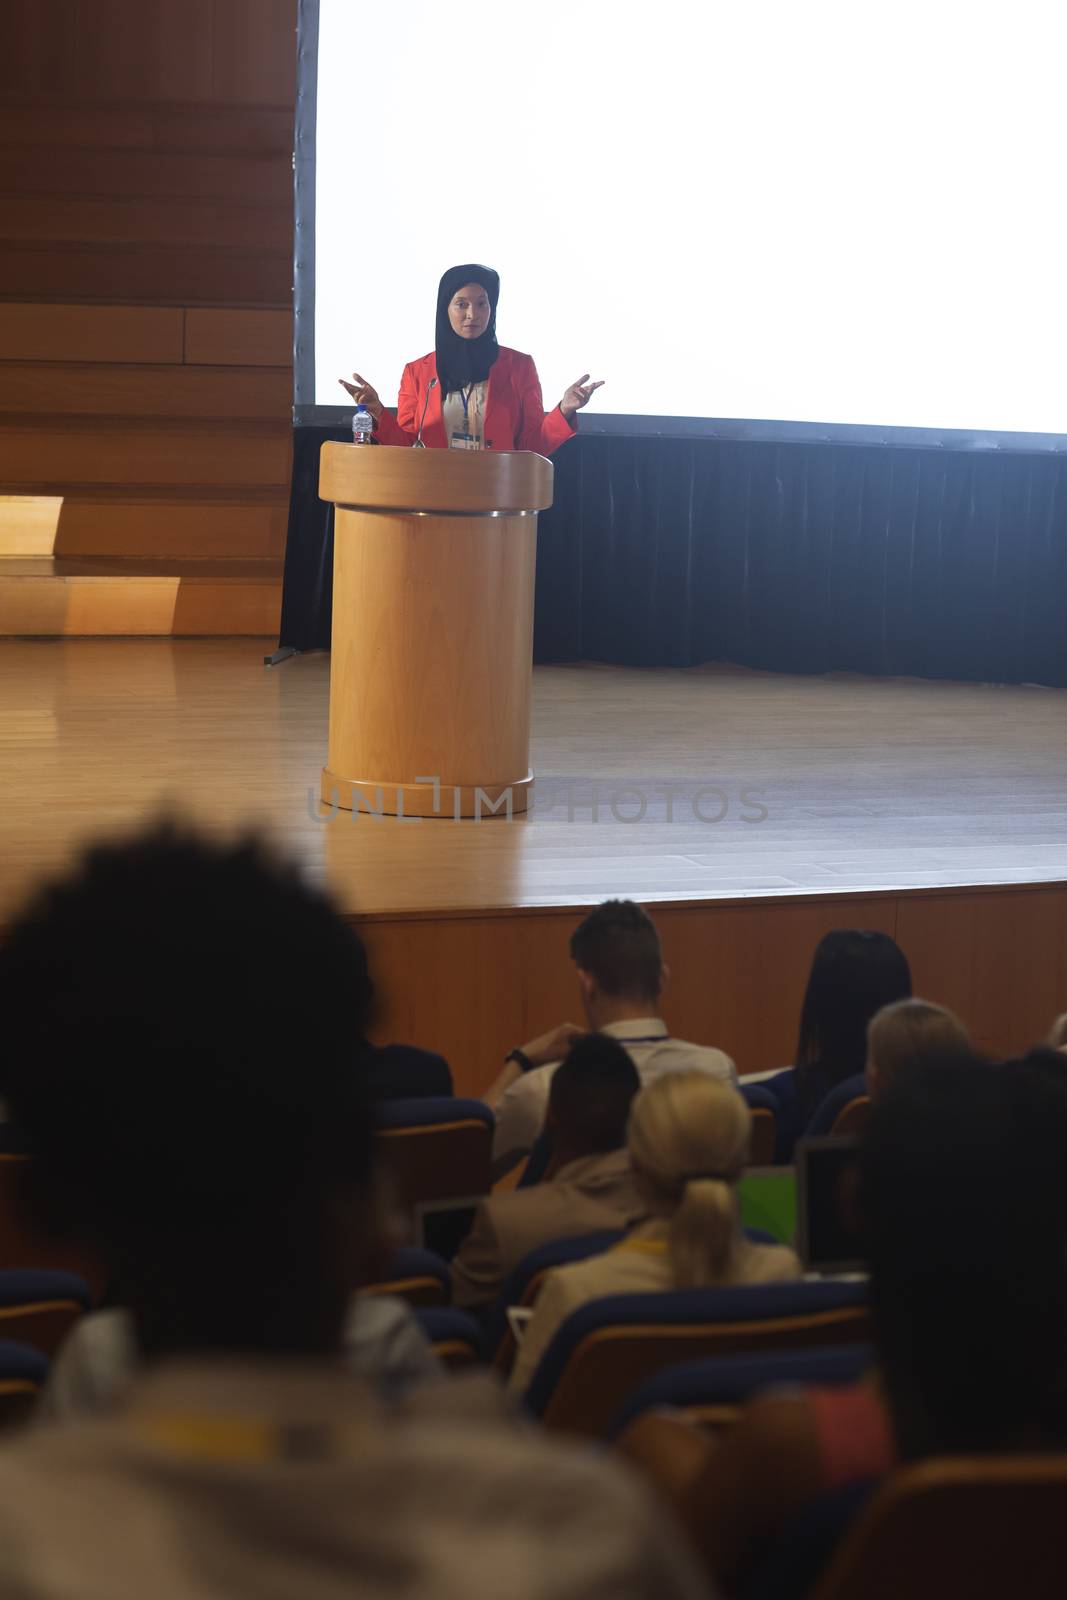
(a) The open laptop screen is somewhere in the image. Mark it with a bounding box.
[795,1136,866,1274]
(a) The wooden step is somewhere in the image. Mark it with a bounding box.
[0,557,282,637]
[0,495,63,555]
[0,491,287,560]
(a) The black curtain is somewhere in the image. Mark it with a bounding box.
[280,427,1067,687]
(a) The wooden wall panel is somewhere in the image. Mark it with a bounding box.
[0,244,292,305]
[0,424,291,489]
[0,147,291,205]
[0,363,291,421]
[0,104,293,154]
[210,0,298,104]
[184,308,292,367]
[66,0,217,103]
[0,1,297,105]
[0,195,292,250]
[0,2,78,96]
[897,887,1067,1059]
[0,0,297,614]
[0,304,184,364]
[356,885,1067,1100]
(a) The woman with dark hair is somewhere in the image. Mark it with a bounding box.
[339,262,602,452]
[764,929,912,1157]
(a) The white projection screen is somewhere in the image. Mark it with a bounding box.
[294,0,1067,448]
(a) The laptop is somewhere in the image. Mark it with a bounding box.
[794,1135,867,1275]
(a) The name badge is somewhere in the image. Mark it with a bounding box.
[450,432,483,451]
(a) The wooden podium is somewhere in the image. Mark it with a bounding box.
[318,444,554,818]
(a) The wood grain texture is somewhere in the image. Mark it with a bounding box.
[0,0,297,105]
[0,145,291,204]
[328,506,538,806]
[0,0,297,586]
[0,103,295,154]
[0,422,291,489]
[320,442,555,517]
[0,560,281,636]
[0,362,291,420]
[0,194,292,250]
[0,242,292,304]
[0,496,63,556]
[323,449,551,814]
[41,494,289,560]
[0,304,185,365]
[0,645,1064,1095]
[184,307,292,368]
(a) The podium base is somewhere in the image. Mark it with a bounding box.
[320,769,532,820]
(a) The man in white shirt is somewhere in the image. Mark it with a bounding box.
[485,899,736,1175]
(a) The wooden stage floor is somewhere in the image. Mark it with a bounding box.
[3,639,1065,1087]
[2,638,1065,923]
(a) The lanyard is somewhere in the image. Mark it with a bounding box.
[460,383,474,426]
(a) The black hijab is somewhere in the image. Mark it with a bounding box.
[435,262,500,399]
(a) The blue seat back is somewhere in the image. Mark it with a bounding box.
[374,1098,494,1214]
[0,1337,50,1432]
[524,1278,871,1435]
[0,1269,93,1359]
[606,1341,875,1438]
[413,1306,483,1368]
[487,1229,627,1371]
[363,1246,452,1308]
[740,1083,779,1165]
[806,1075,870,1138]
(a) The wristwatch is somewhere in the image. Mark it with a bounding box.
[504,1048,535,1074]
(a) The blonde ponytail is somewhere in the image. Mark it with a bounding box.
[670,1177,739,1287]
[627,1071,752,1288]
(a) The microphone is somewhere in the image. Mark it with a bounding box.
[413,377,439,448]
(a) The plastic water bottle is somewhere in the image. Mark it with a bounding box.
[352,404,373,445]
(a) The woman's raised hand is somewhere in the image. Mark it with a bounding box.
[337,372,383,420]
[560,375,605,418]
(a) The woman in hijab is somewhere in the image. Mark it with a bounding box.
[339,263,602,453]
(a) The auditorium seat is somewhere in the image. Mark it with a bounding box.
[0,1339,49,1432]
[374,1098,493,1210]
[487,1231,627,1374]
[0,1146,108,1298]
[412,1307,484,1370]
[739,1083,778,1164]
[804,1457,1067,1600]
[490,1226,786,1375]
[606,1343,876,1439]
[361,1246,452,1309]
[521,1280,872,1436]
[0,1269,93,1359]
[806,1075,871,1139]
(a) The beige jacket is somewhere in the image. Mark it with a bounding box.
[509,1221,802,1395]
[0,1360,713,1600]
[451,1148,650,1310]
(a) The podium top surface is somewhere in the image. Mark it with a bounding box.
[319,443,555,516]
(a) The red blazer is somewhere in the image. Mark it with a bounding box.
[375,346,576,455]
